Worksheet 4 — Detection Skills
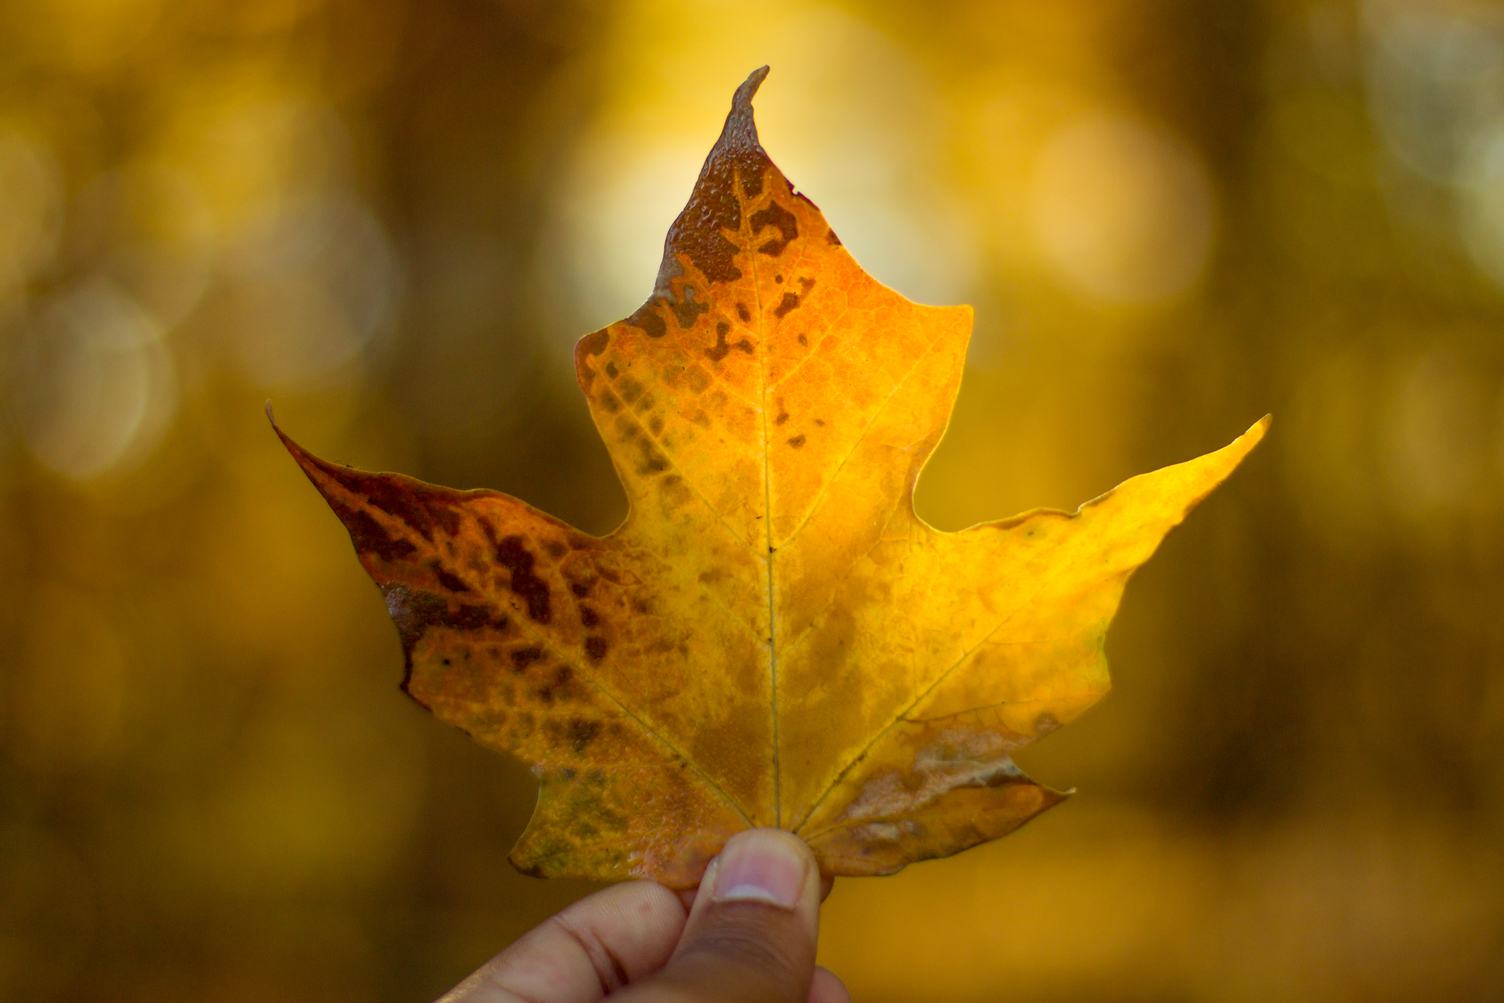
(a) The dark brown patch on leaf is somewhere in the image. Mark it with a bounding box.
[450,604,499,630]
[384,585,445,657]
[431,562,471,593]
[568,718,602,753]
[570,582,590,598]
[659,78,773,285]
[383,586,508,668]
[626,302,667,339]
[798,276,815,292]
[774,292,800,318]
[493,534,552,624]
[737,303,751,323]
[579,327,608,357]
[335,471,442,540]
[536,665,575,706]
[632,435,670,476]
[510,646,545,671]
[826,227,842,245]
[617,375,645,406]
[670,287,709,329]
[576,329,609,389]
[585,636,608,662]
[327,496,416,563]
[787,434,806,449]
[706,320,755,363]
[579,605,600,628]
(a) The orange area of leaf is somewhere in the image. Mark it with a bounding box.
[275,68,1268,887]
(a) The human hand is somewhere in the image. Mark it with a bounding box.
[440,829,849,1003]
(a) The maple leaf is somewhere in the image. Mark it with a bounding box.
[275,67,1267,887]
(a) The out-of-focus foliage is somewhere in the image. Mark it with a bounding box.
[1,0,1500,1000]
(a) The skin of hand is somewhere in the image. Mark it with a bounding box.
[439,829,851,1003]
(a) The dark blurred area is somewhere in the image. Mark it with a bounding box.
[2,0,1501,999]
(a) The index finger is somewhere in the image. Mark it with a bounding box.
[441,880,688,1003]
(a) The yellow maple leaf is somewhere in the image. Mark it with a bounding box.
[275,67,1267,886]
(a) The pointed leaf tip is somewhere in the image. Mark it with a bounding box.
[1239,413,1272,452]
[721,66,769,149]
[734,65,770,107]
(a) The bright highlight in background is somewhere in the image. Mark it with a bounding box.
[1031,113,1216,305]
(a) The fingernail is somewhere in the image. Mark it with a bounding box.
[711,830,806,909]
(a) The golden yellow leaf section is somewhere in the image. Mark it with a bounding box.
[278,68,1268,886]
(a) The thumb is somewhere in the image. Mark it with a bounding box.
[620,828,823,1003]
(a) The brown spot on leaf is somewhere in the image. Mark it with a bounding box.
[384,585,445,658]
[787,434,806,448]
[670,286,709,328]
[706,320,754,363]
[626,302,667,339]
[774,292,800,318]
[659,100,773,285]
[752,203,800,255]
[617,375,645,406]
[585,636,608,662]
[576,329,609,389]
[334,472,442,541]
[826,227,842,245]
[737,303,751,323]
[570,582,590,598]
[536,665,575,706]
[383,586,508,674]
[431,562,470,593]
[510,646,545,671]
[329,497,416,563]
[450,604,498,630]
[493,534,552,624]
[568,718,602,753]
[633,435,670,476]
[579,328,608,356]
[580,605,600,628]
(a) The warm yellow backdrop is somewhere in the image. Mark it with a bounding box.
[2,1,1501,1000]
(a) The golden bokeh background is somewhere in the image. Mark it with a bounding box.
[3,0,1502,999]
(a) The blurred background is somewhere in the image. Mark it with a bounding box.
[2,0,1502,999]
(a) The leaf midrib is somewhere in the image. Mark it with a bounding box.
[746,181,783,830]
